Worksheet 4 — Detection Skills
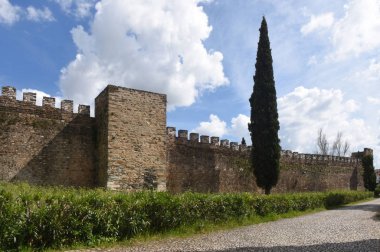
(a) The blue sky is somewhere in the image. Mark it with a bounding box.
[1,0,380,165]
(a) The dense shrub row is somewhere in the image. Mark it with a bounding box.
[375,184,380,198]
[0,183,373,251]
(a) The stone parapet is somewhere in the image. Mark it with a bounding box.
[167,127,365,166]
[0,86,92,120]
[0,86,96,188]
[280,149,361,165]
[167,127,249,152]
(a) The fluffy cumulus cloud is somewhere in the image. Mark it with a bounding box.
[277,86,378,156]
[302,0,380,60]
[193,114,228,137]
[0,0,21,24]
[0,0,54,24]
[192,113,250,143]
[230,114,250,139]
[54,0,97,18]
[59,0,228,110]
[331,0,380,59]
[301,12,334,35]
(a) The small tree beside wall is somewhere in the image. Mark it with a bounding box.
[362,154,376,191]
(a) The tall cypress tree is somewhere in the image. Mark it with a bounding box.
[362,154,376,191]
[248,17,280,195]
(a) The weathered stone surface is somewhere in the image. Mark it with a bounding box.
[190,133,199,143]
[23,92,36,104]
[61,100,73,113]
[167,132,365,193]
[78,105,90,115]
[95,85,167,191]
[0,90,96,187]
[42,97,55,108]
[2,86,16,99]
[0,84,368,193]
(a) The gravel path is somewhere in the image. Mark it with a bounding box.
[72,198,380,252]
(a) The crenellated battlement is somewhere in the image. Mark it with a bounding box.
[280,150,361,165]
[167,127,363,166]
[167,127,248,151]
[0,86,91,118]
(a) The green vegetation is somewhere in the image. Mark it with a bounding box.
[0,182,373,251]
[362,155,376,191]
[249,17,280,195]
[374,184,380,198]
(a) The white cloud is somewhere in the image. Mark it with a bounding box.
[278,86,377,156]
[0,0,21,25]
[354,59,380,81]
[367,96,380,105]
[54,0,97,18]
[331,0,380,60]
[59,0,228,111]
[193,114,228,137]
[301,0,380,60]
[230,114,250,142]
[26,6,55,22]
[0,1,54,24]
[301,12,334,35]
[192,113,250,143]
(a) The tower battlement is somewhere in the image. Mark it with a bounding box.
[0,86,91,120]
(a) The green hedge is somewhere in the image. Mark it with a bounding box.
[0,183,373,251]
[375,184,380,198]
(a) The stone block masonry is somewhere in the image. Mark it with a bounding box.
[167,128,365,193]
[0,84,370,192]
[0,86,95,186]
[95,85,167,191]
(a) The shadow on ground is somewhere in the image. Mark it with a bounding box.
[333,200,380,221]
[206,239,380,252]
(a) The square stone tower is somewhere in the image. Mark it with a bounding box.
[95,85,167,191]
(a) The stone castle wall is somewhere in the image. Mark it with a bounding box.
[0,86,96,187]
[0,85,367,192]
[167,128,363,193]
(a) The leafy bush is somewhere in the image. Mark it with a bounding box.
[0,183,373,251]
[374,184,380,198]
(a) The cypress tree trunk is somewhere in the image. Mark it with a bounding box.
[248,17,280,195]
[264,187,271,195]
